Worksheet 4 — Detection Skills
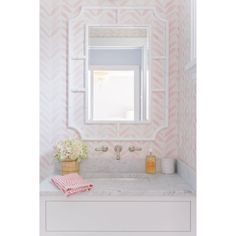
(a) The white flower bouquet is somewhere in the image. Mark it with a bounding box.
[55,138,88,163]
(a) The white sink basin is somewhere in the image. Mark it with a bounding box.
[89,177,145,181]
[83,173,150,186]
[83,173,149,180]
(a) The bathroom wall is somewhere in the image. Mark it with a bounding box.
[40,0,194,180]
[178,0,196,171]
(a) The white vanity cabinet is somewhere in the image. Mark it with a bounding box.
[40,175,196,236]
[41,196,195,236]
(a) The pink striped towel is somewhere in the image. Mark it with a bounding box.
[51,173,93,196]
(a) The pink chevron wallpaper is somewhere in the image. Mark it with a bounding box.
[40,0,196,180]
[178,0,196,171]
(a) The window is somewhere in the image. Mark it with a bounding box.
[88,65,140,121]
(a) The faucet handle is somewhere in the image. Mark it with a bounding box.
[114,145,122,160]
[128,145,142,152]
[95,146,108,152]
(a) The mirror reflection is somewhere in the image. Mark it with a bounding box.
[87,26,150,122]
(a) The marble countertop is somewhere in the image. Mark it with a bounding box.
[40,173,195,197]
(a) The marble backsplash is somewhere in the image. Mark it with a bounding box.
[54,157,196,192]
[176,159,196,192]
[54,157,162,175]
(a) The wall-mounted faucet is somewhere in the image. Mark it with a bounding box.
[114,145,122,160]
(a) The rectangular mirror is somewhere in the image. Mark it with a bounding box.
[87,26,150,123]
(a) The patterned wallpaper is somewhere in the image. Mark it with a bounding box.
[40,0,196,180]
[178,0,196,171]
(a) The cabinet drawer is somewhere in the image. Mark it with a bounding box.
[45,201,191,232]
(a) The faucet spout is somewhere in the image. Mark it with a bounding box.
[114,145,122,160]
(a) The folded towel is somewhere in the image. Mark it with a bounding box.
[51,173,93,196]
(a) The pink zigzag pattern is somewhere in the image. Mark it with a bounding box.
[40,0,196,180]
